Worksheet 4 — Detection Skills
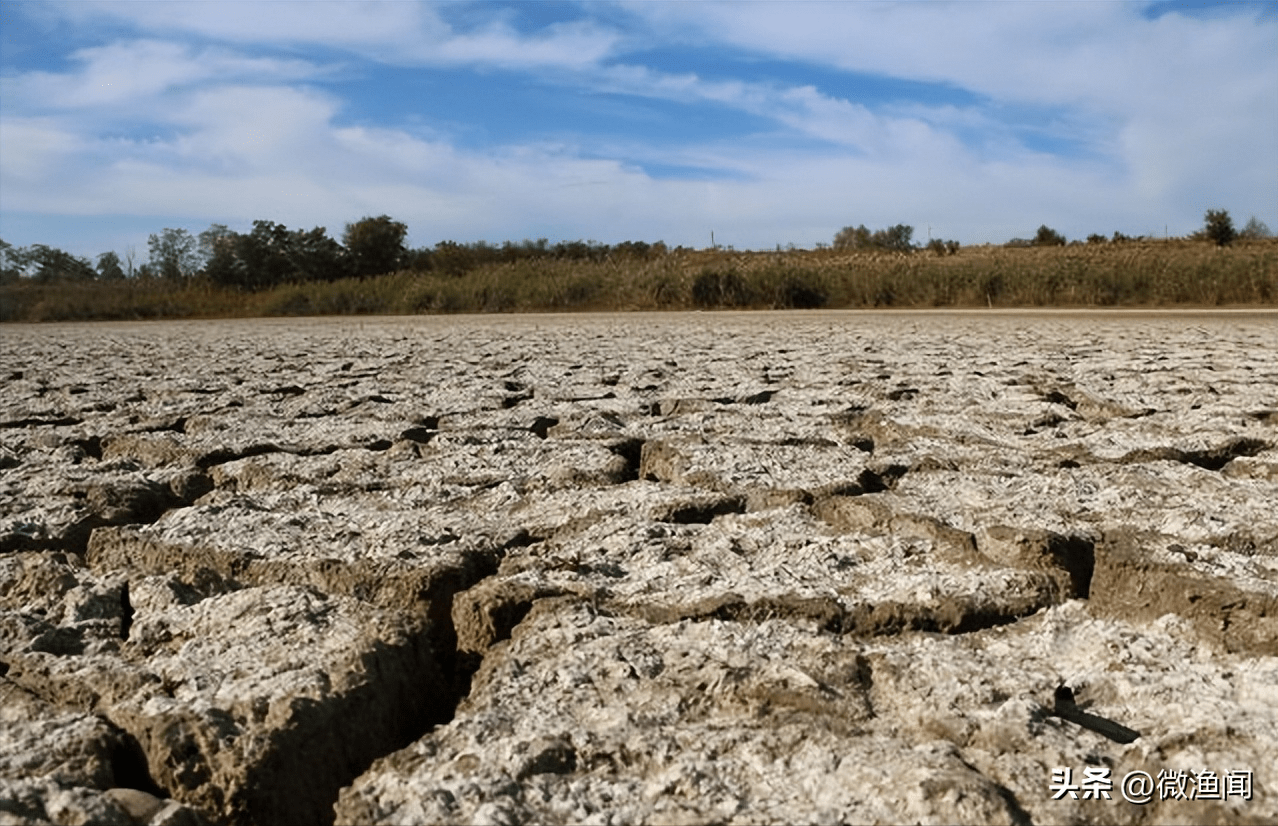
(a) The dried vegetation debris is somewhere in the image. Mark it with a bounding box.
[1,311,1276,825]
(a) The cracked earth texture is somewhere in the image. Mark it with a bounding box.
[1,310,1275,825]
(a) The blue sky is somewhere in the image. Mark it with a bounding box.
[2,0,1275,261]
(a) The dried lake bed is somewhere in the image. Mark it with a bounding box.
[2,309,1276,825]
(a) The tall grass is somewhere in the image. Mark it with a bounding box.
[3,238,1274,322]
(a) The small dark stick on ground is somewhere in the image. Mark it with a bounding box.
[1052,684,1141,744]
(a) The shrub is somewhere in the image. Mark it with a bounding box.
[431,241,476,277]
[833,223,915,252]
[834,225,872,250]
[874,224,915,253]
[1240,216,1272,239]
[97,251,126,280]
[1034,225,1067,246]
[981,273,1005,304]
[691,268,752,307]
[759,269,828,309]
[1204,209,1236,247]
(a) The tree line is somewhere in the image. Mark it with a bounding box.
[0,215,670,290]
[833,210,1270,256]
[3,209,1271,289]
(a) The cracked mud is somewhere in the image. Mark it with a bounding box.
[2,310,1276,825]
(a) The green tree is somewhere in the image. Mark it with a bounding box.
[400,246,435,272]
[198,224,241,286]
[834,224,914,252]
[201,222,350,290]
[233,221,294,290]
[1034,225,1067,246]
[28,245,96,282]
[148,228,199,279]
[97,251,126,280]
[833,225,873,250]
[286,226,350,282]
[873,224,914,252]
[1204,209,1236,247]
[201,229,241,288]
[0,239,30,283]
[343,215,407,278]
[432,240,473,276]
[198,224,235,266]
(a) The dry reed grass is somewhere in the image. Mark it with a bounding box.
[3,238,1274,322]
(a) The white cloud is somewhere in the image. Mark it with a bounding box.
[168,86,343,172]
[4,40,320,111]
[48,0,621,71]
[427,19,621,70]
[624,1,1273,111]
[621,0,1278,227]
[0,85,1135,252]
[0,118,85,185]
[50,0,444,53]
[2,1,1273,257]
[586,63,952,162]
